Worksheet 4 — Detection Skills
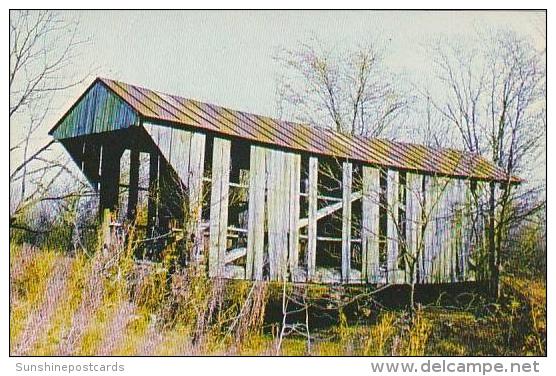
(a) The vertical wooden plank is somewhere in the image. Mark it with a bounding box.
[405,173,423,285]
[435,178,449,283]
[208,137,231,277]
[425,176,447,284]
[208,140,223,277]
[445,179,454,282]
[218,141,231,276]
[246,145,266,280]
[189,132,206,260]
[461,179,472,281]
[170,127,192,182]
[266,149,277,280]
[362,166,380,283]
[431,178,444,283]
[468,180,483,281]
[441,179,453,282]
[452,179,464,282]
[307,156,319,281]
[127,149,140,219]
[422,176,433,284]
[386,169,399,284]
[341,161,353,284]
[459,179,468,280]
[266,149,290,281]
[436,179,446,283]
[279,152,290,280]
[288,153,301,281]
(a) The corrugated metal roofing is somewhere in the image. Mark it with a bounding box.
[52,77,520,183]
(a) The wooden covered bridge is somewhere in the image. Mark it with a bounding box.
[49,78,520,285]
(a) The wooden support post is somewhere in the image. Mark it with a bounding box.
[246,145,267,280]
[361,166,380,283]
[386,169,399,284]
[307,156,318,281]
[341,161,352,284]
[208,137,231,277]
[127,149,140,220]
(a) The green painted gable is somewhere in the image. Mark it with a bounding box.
[50,80,139,139]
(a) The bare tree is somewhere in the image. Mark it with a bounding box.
[10,10,90,224]
[425,30,546,297]
[274,37,407,137]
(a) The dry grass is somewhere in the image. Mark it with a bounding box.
[9,241,546,356]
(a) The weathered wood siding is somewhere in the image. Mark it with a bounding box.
[246,146,266,280]
[144,122,206,256]
[405,173,423,284]
[288,153,302,281]
[52,81,139,139]
[361,166,380,283]
[51,77,506,288]
[265,149,301,281]
[266,149,289,280]
[341,162,353,283]
[61,119,492,286]
[208,137,231,277]
[386,170,400,283]
[307,157,319,281]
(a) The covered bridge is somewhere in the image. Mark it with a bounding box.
[49,77,519,285]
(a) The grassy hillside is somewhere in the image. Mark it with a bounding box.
[9,240,545,356]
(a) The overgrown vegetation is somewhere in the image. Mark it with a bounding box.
[9,210,545,356]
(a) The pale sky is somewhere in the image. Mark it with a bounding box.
[10,10,546,189]
[66,10,544,117]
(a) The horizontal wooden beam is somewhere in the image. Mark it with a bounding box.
[224,247,247,264]
[299,192,343,202]
[298,191,362,229]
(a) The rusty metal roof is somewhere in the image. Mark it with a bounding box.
[87,78,518,183]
